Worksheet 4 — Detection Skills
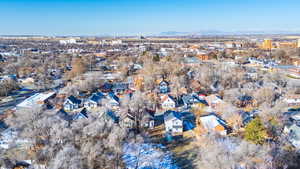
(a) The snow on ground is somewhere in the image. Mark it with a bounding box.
[122,142,179,169]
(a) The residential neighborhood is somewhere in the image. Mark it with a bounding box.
[1,1,300,169]
[0,33,300,169]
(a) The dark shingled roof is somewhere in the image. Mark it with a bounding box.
[67,95,82,104]
[112,83,129,90]
[90,92,105,102]
[108,92,119,102]
[57,109,73,121]
[73,108,88,120]
[106,110,119,123]
[238,95,253,101]
[164,110,182,121]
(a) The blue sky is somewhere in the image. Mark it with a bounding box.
[0,0,299,36]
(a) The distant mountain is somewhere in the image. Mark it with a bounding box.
[159,31,190,36]
[159,30,300,36]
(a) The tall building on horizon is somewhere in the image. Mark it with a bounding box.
[261,39,273,50]
[297,39,300,48]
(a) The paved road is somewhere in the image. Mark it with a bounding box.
[0,82,65,114]
[0,91,38,113]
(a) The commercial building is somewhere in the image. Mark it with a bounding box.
[261,39,272,50]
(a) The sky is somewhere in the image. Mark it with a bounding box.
[0,0,300,36]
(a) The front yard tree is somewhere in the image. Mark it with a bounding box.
[244,116,268,145]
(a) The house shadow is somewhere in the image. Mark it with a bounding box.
[167,137,198,169]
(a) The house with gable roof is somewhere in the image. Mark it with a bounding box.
[106,92,120,108]
[236,95,256,108]
[198,113,228,136]
[84,92,105,110]
[164,110,183,135]
[204,94,224,110]
[120,113,135,129]
[283,111,300,149]
[105,110,120,123]
[160,95,176,110]
[63,95,82,111]
[179,93,208,109]
[56,109,73,122]
[112,82,129,94]
[72,108,88,121]
[158,80,170,94]
[284,94,300,107]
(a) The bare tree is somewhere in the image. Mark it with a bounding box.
[50,144,84,169]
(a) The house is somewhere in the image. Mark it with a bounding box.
[84,92,105,109]
[72,108,88,121]
[284,123,300,149]
[196,51,210,60]
[205,94,224,110]
[129,64,143,74]
[63,95,82,111]
[179,93,208,109]
[210,80,223,92]
[158,80,170,94]
[106,92,120,108]
[160,95,176,110]
[57,108,88,122]
[283,112,300,149]
[236,95,255,108]
[198,113,228,136]
[100,83,113,92]
[183,57,202,66]
[56,109,73,122]
[106,110,120,123]
[181,111,196,132]
[238,110,258,126]
[245,72,258,80]
[248,57,264,65]
[120,113,135,128]
[164,110,183,135]
[141,109,155,129]
[0,74,17,83]
[12,161,31,169]
[112,83,129,94]
[284,94,300,107]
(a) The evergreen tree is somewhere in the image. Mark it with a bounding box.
[244,117,267,144]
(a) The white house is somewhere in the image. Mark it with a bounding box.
[160,95,176,110]
[283,112,300,149]
[283,123,300,149]
[164,111,183,135]
[204,94,224,110]
[102,92,120,110]
[84,92,105,110]
[63,95,82,111]
[120,113,135,129]
[284,94,300,107]
[199,114,228,136]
